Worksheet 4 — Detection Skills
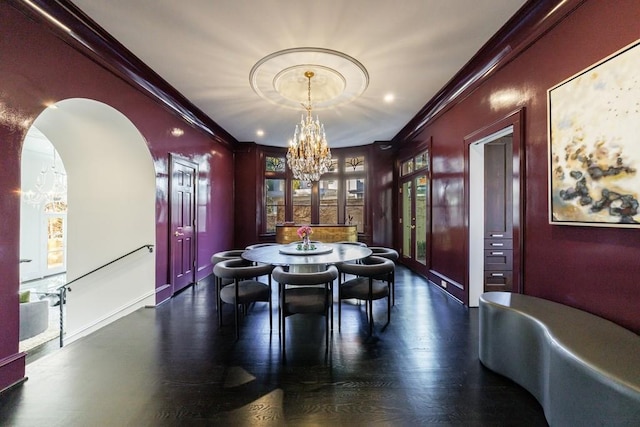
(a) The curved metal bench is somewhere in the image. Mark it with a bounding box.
[479,291,640,426]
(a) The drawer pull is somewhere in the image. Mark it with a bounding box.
[491,243,504,247]
[491,234,504,237]
[491,273,504,277]
[491,252,504,255]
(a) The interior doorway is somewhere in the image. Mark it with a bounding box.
[468,118,522,307]
[19,98,156,353]
[20,128,68,284]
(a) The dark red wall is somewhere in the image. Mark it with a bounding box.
[369,143,397,248]
[0,2,235,391]
[405,0,640,332]
[234,144,262,250]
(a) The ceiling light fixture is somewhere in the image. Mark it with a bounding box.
[22,147,67,210]
[286,71,332,182]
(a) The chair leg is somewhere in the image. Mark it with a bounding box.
[215,277,219,311]
[368,298,373,336]
[391,269,395,306]
[329,281,334,331]
[368,277,374,336]
[282,314,286,356]
[234,279,240,340]
[217,278,224,328]
[268,275,272,332]
[325,306,329,350]
[338,275,342,332]
[280,283,286,356]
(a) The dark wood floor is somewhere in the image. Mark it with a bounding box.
[0,266,547,426]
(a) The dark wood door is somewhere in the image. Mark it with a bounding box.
[169,155,197,294]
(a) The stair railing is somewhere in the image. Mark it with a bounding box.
[49,244,154,347]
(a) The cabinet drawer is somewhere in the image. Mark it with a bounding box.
[484,270,513,292]
[484,249,513,270]
[484,238,513,250]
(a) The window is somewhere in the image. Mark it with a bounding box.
[344,155,365,172]
[264,155,286,233]
[345,178,365,231]
[319,179,338,224]
[262,151,368,234]
[266,156,286,172]
[265,179,285,232]
[401,159,414,176]
[292,179,311,224]
[415,151,429,170]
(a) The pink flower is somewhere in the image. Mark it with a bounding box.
[296,225,313,238]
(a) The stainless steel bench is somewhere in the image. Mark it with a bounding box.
[479,291,640,426]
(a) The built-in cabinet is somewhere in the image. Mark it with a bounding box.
[483,137,514,292]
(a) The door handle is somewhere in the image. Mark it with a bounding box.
[410,225,416,229]
[174,231,184,237]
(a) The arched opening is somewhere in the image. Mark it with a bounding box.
[19,98,156,352]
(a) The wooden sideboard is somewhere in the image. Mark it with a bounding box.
[275,224,358,244]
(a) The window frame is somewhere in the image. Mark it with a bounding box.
[261,148,368,235]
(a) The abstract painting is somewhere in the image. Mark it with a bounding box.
[548,40,640,227]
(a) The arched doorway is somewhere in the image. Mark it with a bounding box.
[20,98,156,349]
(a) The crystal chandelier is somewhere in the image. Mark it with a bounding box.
[286,71,332,181]
[22,148,67,210]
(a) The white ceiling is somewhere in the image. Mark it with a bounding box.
[70,0,527,148]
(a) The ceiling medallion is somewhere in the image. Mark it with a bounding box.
[249,47,369,111]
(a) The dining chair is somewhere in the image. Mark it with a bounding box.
[335,241,368,247]
[272,265,339,357]
[336,255,395,336]
[211,249,245,313]
[213,258,274,340]
[334,240,369,281]
[364,247,399,305]
[245,242,278,250]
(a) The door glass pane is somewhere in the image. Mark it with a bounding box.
[402,181,412,257]
[292,180,311,224]
[265,178,285,232]
[415,175,428,265]
[345,178,364,232]
[319,179,338,224]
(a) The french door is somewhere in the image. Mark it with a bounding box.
[400,173,429,273]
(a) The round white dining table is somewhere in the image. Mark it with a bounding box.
[242,243,372,271]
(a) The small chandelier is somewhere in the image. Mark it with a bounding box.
[22,148,67,210]
[286,71,332,181]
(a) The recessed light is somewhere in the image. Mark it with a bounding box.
[384,93,395,103]
[256,129,265,137]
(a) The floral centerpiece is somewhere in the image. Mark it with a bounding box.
[296,225,315,251]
